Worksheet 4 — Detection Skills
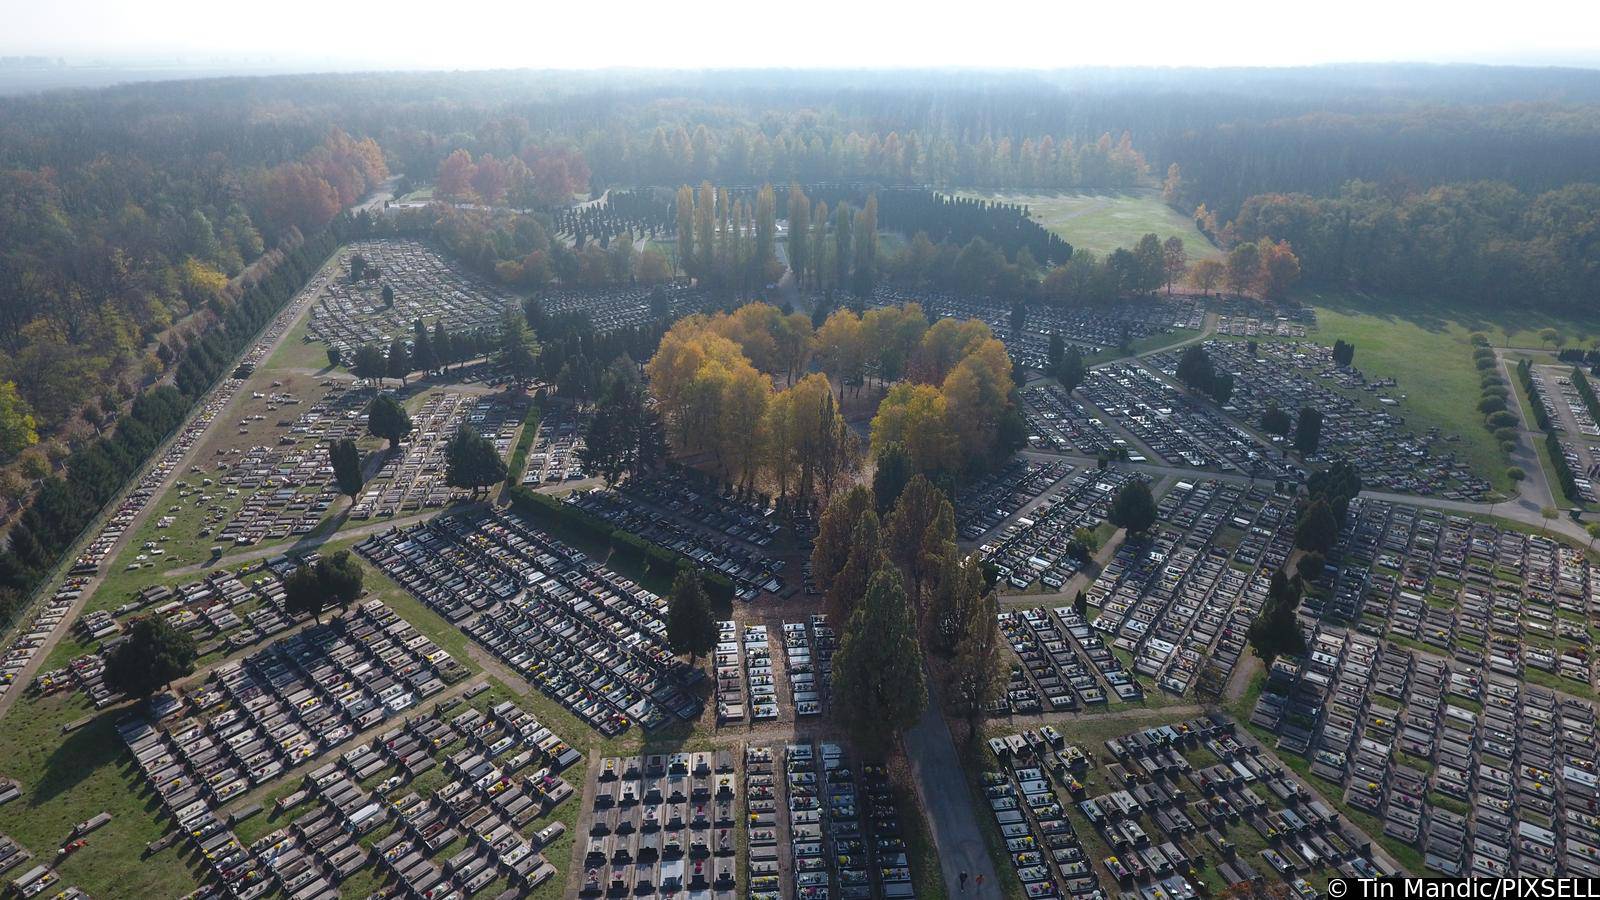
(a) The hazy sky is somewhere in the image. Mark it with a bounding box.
[5,0,1600,70]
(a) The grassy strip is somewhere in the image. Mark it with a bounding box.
[505,403,544,485]
[1517,359,1584,503]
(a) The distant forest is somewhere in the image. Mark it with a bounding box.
[3,65,1600,473]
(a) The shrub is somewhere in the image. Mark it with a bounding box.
[1507,466,1526,481]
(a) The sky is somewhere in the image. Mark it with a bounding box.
[3,0,1600,71]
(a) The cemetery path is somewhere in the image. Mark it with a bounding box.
[1494,349,1559,516]
[902,678,1001,898]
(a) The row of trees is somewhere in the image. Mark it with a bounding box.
[434,146,591,209]
[674,183,785,293]
[0,224,347,631]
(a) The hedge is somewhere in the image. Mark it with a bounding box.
[507,486,735,604]
[505,404,543,486]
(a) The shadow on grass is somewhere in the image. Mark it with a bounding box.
[1307,288,1585,342]
[30,708,125,806]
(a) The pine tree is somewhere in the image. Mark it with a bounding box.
[832,568,926,759]
[667,566,716,664]
[329,437,363,502]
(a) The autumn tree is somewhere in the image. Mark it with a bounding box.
[787,185,810,288]
[1162,236,1188,294]
[1191,258,1224,295]
[1255,238,1302,300]
[870,383,954,476]
[1226,242,1261,296]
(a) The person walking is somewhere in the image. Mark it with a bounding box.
[959,870,969,892]
[976,873,985,891]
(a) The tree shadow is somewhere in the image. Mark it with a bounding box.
[30,708,127,805]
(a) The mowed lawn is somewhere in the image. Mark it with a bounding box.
[1298,289,1600,496]
[954,189,1221,260]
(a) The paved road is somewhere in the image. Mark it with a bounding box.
[902,677,1000,898]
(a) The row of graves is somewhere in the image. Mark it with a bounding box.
[163,600,469,802]
[350,391,528,520]
[357,507,706,738]
[306,240,520,357]
[977,468,1135,592]
[160,382,371,551]
[995,605,1142,716]
[2,255,333,701]
[954,457,1075,542]
[1081,363,1294,480]
[155,690,580,900]
[1084,480,1297,696]
[537,283,710,334]
[257,696,578,899]
[986,715,1392,899]
[1152,340,1491,500]
[714,621,781,724]
[520,406,591,486]
[0,834,40,897]
[773,741,912,900]
[1213,316,1309,339]
[581,752,739,898]
[1251,621,1600,879]
[783,615,835,719]
[861,288,1203,370]
[565,469,791,602]
[1020,384,1128,457]
[1531,367,1600,503]
[1319,499,1598,694]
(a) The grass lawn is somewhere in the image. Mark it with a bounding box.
[1298,290,1519,494]
[1086,326,1201,366]
[954,190,1221,261]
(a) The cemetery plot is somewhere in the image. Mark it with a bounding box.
[984,714,1391,899]
[537,283,710,334]
[1083,480,1297,695]
[1080,363,1292,478]
[306,240,520,356]
[150,381,371,553]
[358,507,706,737]
[863,288,1202,369]
[350,390,528,520]
[130,687,579,900]
[1319,499,1597,693]
[35,562,297,707]
[565,468,795,600]
[1251,622,1600,878]
[580,751,739,898]
[521,406,592,486]
[744,745,785,899]
[1149,340,1490,499]
[711,620,783,724]
[955,457,1075,543]
[1536,365,1600,501]
[1020,385,1126,456]
[976,468,1133,591]
[780,740,905,900]
[782,614,834,718]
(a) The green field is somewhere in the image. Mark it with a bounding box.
[955,190,1221,260]
[1293,291,1520,494]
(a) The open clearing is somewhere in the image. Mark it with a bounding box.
[955,189,1221,260]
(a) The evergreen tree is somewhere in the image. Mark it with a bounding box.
[832,568,927,759]
[329,437,363,502]
[1294,407,1325,456]
[667,566,716,664]
[1176,344,1214,393]
[412,319,437,374]
[366,393,412,449]
[1108,480,1158,536]
[1056,345,1086,393]
[946,585,1003,739]
[1295,497,1340,553]
[1260,403,1292,437]
[445,425,507,496]
[284,562,332,624]
[103,615,197,701]
[386,336,410,386]
[1248,570,1306,663]
[871,442,913,515]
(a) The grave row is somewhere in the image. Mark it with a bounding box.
[583,751,740,898]
[1020,384,1126,457]
[520,405,591,486]
[979,468,1133,592]
[358,508,705,737]
[351,391,527,520]
[306,240,520,356]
